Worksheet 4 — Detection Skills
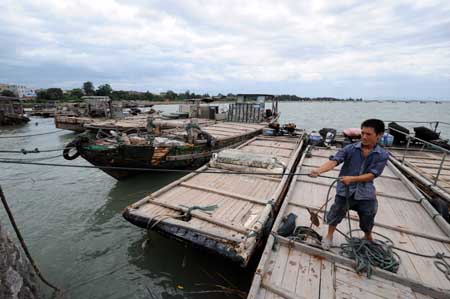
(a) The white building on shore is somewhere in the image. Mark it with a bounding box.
[0,83,36,99]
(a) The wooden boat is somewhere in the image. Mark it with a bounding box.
[29,103,56,118]
[0,96,30,126]
[64,95,282,180]
[84,116,215,133]
[248,146,450,299]
[65,122,270,180]
[123,133,305,266]
[54,96,122,132]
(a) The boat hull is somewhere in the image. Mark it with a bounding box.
[77,128,263,180]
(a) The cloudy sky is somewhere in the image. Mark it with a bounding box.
[1,0,450,99]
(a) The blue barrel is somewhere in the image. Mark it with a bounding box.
[381,133,394,147]
[263,128,275,136]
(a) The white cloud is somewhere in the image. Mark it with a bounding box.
[0,0,449,98]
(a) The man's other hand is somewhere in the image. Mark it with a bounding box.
[340,176,354,185]
[309,169,321,177]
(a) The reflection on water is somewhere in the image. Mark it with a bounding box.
[127,232,255,299]
[0,102,449,299]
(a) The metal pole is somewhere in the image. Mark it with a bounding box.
[402,136,411,165]
[434,152,447,186]
[434,121,439,133]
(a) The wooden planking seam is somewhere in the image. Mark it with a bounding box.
[274,236,450,299]
[295,178,419,203]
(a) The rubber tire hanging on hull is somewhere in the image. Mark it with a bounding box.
[63,140,81,160]
[430,197,450,223]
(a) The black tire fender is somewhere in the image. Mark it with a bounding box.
[430,197,450,223]
[63,140,81,160]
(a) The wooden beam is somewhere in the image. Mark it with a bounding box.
[261,281,305,299]
[145,199,252,235]
[300,163,400,180]
[131,208,241,244]
[296,178,419,203]
[255,136,300,144]
[250,143,295,150]
[180,182,267,205]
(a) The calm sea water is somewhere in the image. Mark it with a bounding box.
[0,101,449,299]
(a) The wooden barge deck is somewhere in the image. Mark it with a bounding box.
[123,134,305,266]
[248,146,450,299]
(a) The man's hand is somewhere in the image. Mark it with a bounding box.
[309,169,321,177]
[340,176,354,185]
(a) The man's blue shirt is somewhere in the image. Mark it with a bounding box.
[329,142,389,200]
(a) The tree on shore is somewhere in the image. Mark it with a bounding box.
[0,90,15,97]
[70,88,84,98]
[46,88,64,101]
[83,81,95,95]
[96,84,112,96]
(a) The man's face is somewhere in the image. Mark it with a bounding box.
[361,127,382,147]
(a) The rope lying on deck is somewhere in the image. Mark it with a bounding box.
[284,177,450,280]
[148,204,219,230]
[339,230,400,277]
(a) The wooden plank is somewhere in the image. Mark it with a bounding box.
[275,236,450,299]
[145,199,252,235]
[296,178,419,203]
[255,137,300,144]
[179,182,268,205]
[131,208,242,243]
[261,281,305,299]
[318,260,335,299]
[288,203,450,244]
[300,163,400,180]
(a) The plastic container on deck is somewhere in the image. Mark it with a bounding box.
[380,133,394,147]
[263,128,275,136]
[309,132,322,145]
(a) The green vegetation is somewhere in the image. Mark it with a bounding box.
[82,81,95,96]
[0,90,15,97]
[30,82,364,103]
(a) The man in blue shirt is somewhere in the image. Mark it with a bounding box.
[310,119,389,250]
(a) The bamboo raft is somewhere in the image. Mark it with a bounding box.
[248,146,450,299]
[389,147,450,203]
[123,134,305,266]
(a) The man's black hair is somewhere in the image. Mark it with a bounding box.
[361,119,385,134]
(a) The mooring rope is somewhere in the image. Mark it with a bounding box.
[0,129,65,138]
[0,185,62,293]
[0,147,70,154]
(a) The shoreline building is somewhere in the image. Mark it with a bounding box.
[0,83,36,99]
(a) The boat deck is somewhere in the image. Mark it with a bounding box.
[389,147,450,202]
[248,146,450,299]
[123,134,305,266]
[201,122,267,141]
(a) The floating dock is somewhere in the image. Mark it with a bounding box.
[123,133,305,266]
[248,146,450,299]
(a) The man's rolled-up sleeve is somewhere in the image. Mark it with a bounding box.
[368,153,389,177]
[329,145,349,165]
